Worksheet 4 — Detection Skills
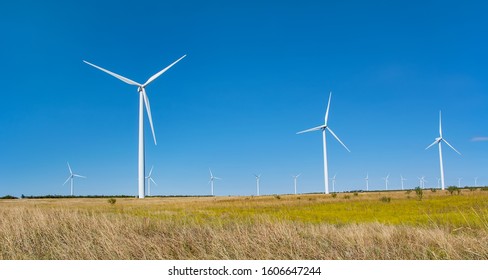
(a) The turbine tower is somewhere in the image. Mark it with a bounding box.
[84,55,186,198]
[145,166,157,196]
[254,174,261,196]
[297,92,350,194]
[458,177,462,188]
[474,177,478,187]
[292,174,301,195]
[63,162,86,196]
[330,174,337,193]
[382,174,390,190]
[400,175,407,190]
[209,168,221,196]
[425,111,461,191]
[418,176,427,188]
[365,173,369,191]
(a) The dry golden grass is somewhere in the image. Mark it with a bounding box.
[1,190,487,260]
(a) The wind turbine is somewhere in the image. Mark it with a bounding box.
[292,174,301,194]
[84,55,186,199]
[425,111,461,191]
[297,92,350,194]
[382,174,390,190]
[474,177,478,187]
[330,174,337,193]
[418,176,427,188]
[400,175,407,190]
[145,166,157,196]
[209,169,221,196]
[365,173,369,191]
[63,162,86,196]
[254,174,261,196]
[458,177,462,188]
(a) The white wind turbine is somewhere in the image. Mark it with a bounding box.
[254,174,261,196]
[84,55,186,199]
[458,177,462,188]
[330,174,337,193]
[382,174,390,190]
[474,177,478,187]
[292,174,301,195]
[365,173,369,191]
[425,111,461,191]
[63,162,86,196]
[209,169,221,196]
[145,166,157,196]
[400,175,407,190]
[418,176,427,188]
[297,92,350,194]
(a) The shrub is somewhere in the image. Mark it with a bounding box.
[107,198,116,205]
[0,195,18,199]
[274,195,281,200]
[405,190,412,194]
[353,192,359,196]
[415,187,423,201]
[380,196,391,203]
[331,193,337,198]
[430,188,437,192]
[343,195,350,199]
[447,186,458,195]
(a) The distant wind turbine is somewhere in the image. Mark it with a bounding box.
[382,174,390,190]
[83,55,186,199]
[458,177,462,188]
[474,177,478,187]
[330,174,337,193]
[400,175,407,190]
[145,166,157,196]
[292,174,301,195]
[254,174,261,196]
[418,176,427,188]
[425,111,461,191]
[365,173,369,191]
[297,92,350,194]
[63,162,86,196]
[209,169,221,196]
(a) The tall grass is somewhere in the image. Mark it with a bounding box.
[1,192,487,260]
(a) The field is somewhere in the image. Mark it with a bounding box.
[1,189,488,259]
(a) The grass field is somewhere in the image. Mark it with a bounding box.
[1,189,487,259]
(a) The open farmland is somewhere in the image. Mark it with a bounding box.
[1,189,487,259]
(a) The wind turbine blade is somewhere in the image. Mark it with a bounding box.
[63,177,71,185]
[425,140,438,150]
[143,55,187,88]
[142,89,157,145]
[324,91,332,125]
[442,139,461,155]
[296,125,326,134]
[67,162,72,174]
[297,173,301,177]
[149,166,154,176]
[214,177,222,180]
[439,110,443,137]
[326,127,351,152]
[209,168,213,177]
[73,174,86,178]
[150,178,157,185]
[83,60,142,87]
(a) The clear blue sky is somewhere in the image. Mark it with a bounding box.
[1,0,487,197]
